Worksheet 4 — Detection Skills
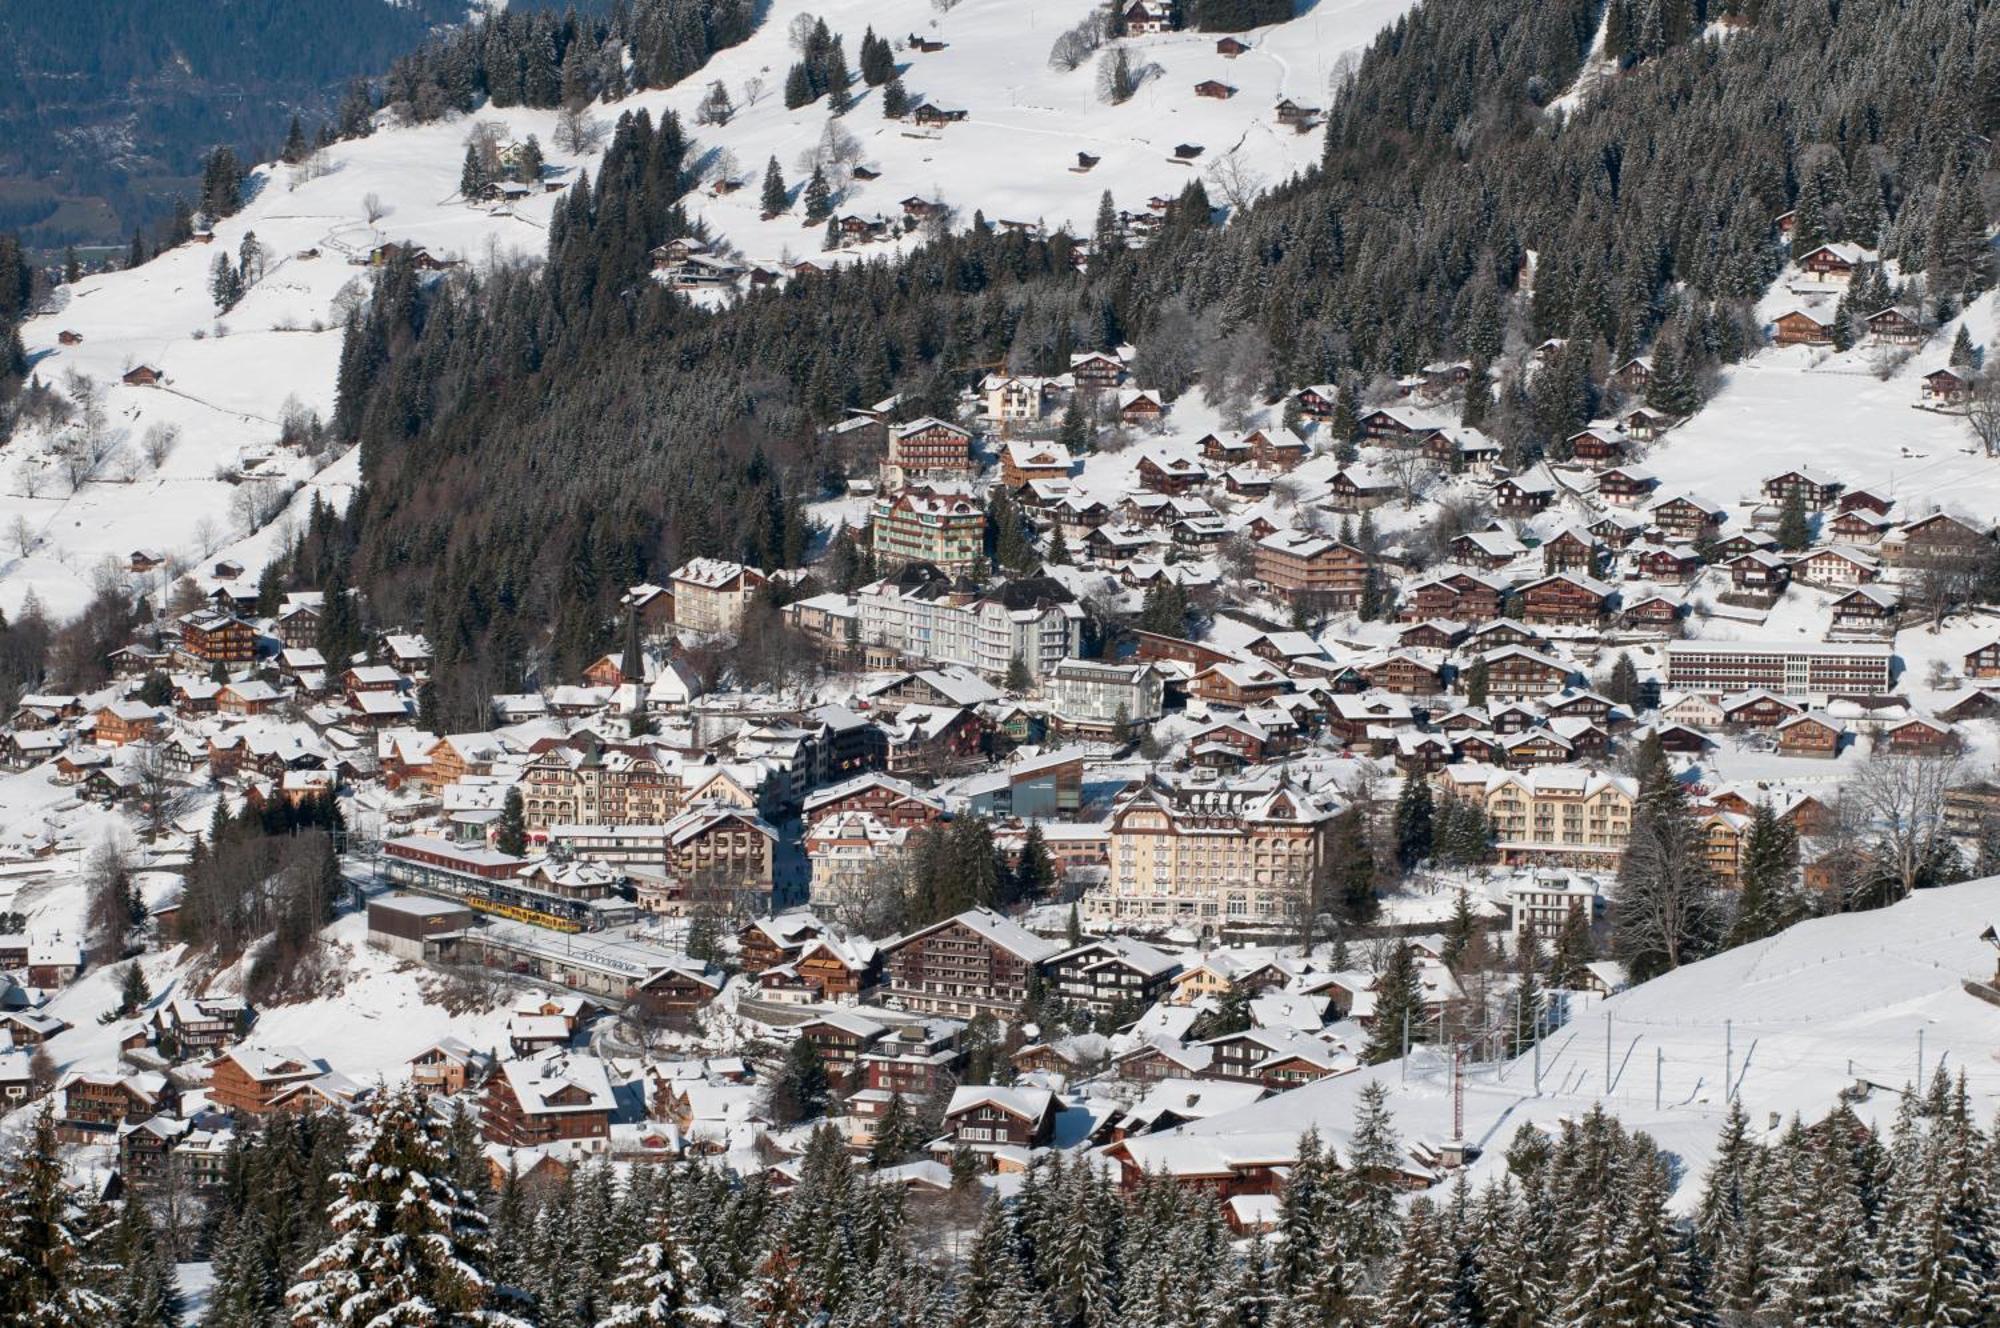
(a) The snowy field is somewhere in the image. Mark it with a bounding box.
[1183,876,2000,1208]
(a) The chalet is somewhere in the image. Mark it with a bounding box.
[1566,426,1628,467]
[1591,510,1650,549]
[1620,589,1688,631]
[481,1052,615,1151]
[1120,389,1168,427]
[1830,584,1901,633]
[911,104,969,128]
[1622,407,1669,441]
[941,1085,1058,1154]
[1888,512,1991,565]
[58,330,81,346]
[1922,368,1973,408]
[1830,507,1894,543]
[1795,545,1880,587]
[795,1011,887,1088]
[93,700,163,746]
[1044,937,1180,1014]
[1763,468,1843,512]
[1360,653,1448,697]
[1071,350,1126,390]
[1610,357,1652,393]
[1358,409,1419,443]
[1448,529,1526,570]
[1865,307,1924,345]
[1405,571,1506,623]
[1273,98,1319,126]
[1492,465,1557,515]
[1398,620,1466,651]
[1421,426,1501,475]
[1796,242,1870,282]
[1776,713,1843,759]
[1940,689,2000,723]
[1328,465,1395,511]
[1630,542,1701,583]
[1216,36,1250,56]
[1649,494,1726,541]
[1968,640,2000,679]
[0,1010,71,1047]
[1135,451,1204,493]
[57,1071,176,1142]
[122,365,163,387]
[1539,528,1601,575]
[1516,573,1612,626]
[1194,80,1235,99]
[1727,550,1791,598]
[880,907,1062,1018]
[408,1039,490,1095]
[1291,384,1338,419]
[1480,647,1573,701]
[1172,143,1204,161]
[1720,690,1803,728]
[1773,309,1833,346]
[208,1045,327,1115]
[1880,716,1958,756]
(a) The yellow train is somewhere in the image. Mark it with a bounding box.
[465,895,584,934]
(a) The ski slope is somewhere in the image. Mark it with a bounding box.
[1180,876,2000,1206]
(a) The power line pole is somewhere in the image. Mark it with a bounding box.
[1655,1047,1663,1112]
[1725,1018,1734,1104]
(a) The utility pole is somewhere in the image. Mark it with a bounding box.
[1452,1042,1465,1142]
[1533,1031,1542,1096]
[1655,1047,1663,1112]
[1605,1012,1613,1094]
[1401,1009,1410,1084]
[1725,1018,1734,1104]
[1917,1026,1926,1089]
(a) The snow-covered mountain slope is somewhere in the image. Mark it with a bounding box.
[1176,876,2000,1206]
[8,0,1409,622]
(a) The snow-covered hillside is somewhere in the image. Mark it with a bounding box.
[1176,876,2000,1206]
[7,0,1409,622]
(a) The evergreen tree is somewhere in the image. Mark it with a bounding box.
[1363,943,1425,1064]
[881,77,909,118]
[1342,1082,1403,1262]
[462,143,492,200]
[0,1106,111,1326]
[1726,803,1802,947]
[759,158,787,216]
[1548,898,1596,989]
[286,1087,525,1328]
[1328,806,1377,924]
[1509,941,1544,1056]
[1776,489,1810,552]
[1463,656,1490,707]
[1393,775,1434,872]
[497,787,528,856]
[1604,651,1640,707]
[1613,733,1719,980]
[106,1191,182,1328]
[783,62,815,109]
[282,115,310,165]
[765,1037,830,1125]
[1950,324,1978,369]
[802,167,833,222]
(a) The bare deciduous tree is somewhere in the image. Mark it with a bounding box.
[362,192,388,224]
[1204,147,1267,214]
[554,105,607,154]
[1968,369,2000,454]
[8,515,34,558]
[1842,748,1961,905]
[141,421,181,470]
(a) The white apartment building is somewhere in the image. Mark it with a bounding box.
[856,570,1083,679]
[1046,659,1165,735]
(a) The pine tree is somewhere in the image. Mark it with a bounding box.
[1605,651,1640,707]
[497,786,528,856]
[1726,802,1801,947]
[1328,806,1376,924]
[1464,656,1490,707]
[106,1192,182,1328]
[1548,897,1596,989]
[595,1200,704,1328]
[1342,1082,1403,1262]
[803,167,833,222]
[1509,941,1544,1056]
[282,115,309,165]
[462,143,492,200]
[1950,323,1978,369]
[0,1106,112,1326]
[1374,1198,1458,1328]
[1093,191,1124,257]
[783,62,815,109]
[1363,944,1424,1064]
[881,77,909,118]
[285,1087,527,1328]
[1393,775,1434,872]
[759,158,787,216]
[1776,489,1810,552]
